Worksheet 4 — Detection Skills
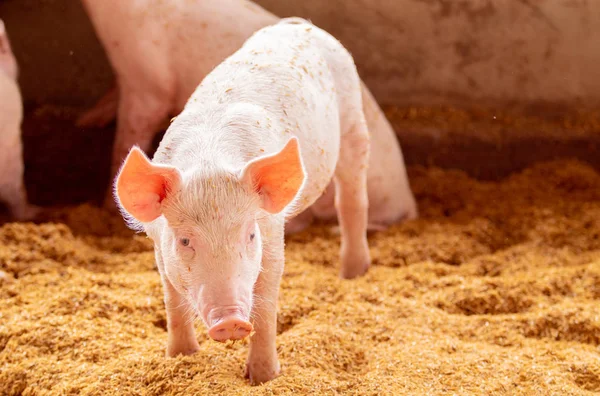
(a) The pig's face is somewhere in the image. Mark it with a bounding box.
[158,170,264,326]
[115,138,304,340]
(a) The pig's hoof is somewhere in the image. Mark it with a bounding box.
[340,238,371,279]
[340,262,370,279]
[367,223,388,233]
[329,224,388,236]
[327,225,341,236]
[13,205,43,222]
[166,342,200,358]
[340,252,371,279]
[245,359,281,385]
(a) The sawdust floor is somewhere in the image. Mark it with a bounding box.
[1,159,600,395]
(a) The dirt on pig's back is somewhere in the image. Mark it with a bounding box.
[1,159,600,395]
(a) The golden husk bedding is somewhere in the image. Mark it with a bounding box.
[1,158,599,395]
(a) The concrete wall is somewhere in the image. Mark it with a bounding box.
[257,0,600,110]
[2,0,600,110]
[0,0,112,108]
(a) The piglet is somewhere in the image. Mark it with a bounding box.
[0,20,39,220]
[79,0,417,228]
[115,18,372,384]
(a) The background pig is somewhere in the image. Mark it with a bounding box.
[0,20,39,220]
[79,0,417,229]
[115,18,372,384]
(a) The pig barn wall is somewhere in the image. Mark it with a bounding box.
[0,0,599,193]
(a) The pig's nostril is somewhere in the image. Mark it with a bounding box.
[208,317,253,342]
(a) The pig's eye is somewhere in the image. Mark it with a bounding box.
[249,233,255,242]
[179,238,190,247]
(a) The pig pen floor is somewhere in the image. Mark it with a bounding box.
[1,160,600,395]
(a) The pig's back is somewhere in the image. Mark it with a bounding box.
[191,18,359,145]
[272,18,364,133]
[177,20,362,214]
[228,20,364,207]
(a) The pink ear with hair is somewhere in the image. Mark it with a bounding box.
[241,137,305,214]
[115,147,181,222]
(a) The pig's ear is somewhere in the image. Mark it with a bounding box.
[241,137,305,214]
[115,146,182,222]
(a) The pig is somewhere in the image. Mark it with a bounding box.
[0,20,39,220]
[79,0,417,230]
[115,18,373,384]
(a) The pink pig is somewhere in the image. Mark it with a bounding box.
[0,20,39,220]
[79,0,417,230]
[115,18,373,384]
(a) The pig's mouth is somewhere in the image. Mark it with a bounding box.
[203,305,253,342]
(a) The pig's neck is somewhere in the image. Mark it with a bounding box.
[164,102,285,173]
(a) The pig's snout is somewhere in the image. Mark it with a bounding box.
[209,318,253,342]
[207,307,253,342]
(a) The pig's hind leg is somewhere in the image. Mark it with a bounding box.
[334,114,371,279]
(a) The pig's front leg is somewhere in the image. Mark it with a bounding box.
[335,118,371,279]
[156,250,200,357]
[0,182,40,221]
[246,219,284,385]
[164,279,200,356]
[0,139,40,221]
[105,90,170,209]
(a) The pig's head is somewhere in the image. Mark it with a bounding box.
[0,20,18,81]
[115,138,305,342]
